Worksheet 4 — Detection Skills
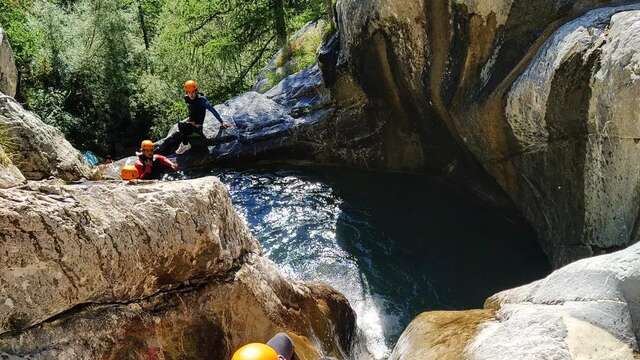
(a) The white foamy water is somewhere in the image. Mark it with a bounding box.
[219,172,397,358]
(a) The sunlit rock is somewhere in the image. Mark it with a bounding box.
[0,177,356,359]
[0,146,24,189]
[0,94,91,181]
[331,0,640,266]
[392,241,640,359]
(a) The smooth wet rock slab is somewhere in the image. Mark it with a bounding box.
[389,310,495,360]
[154,65,336,169]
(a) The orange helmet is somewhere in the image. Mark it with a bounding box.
[184,80,198,92]
[141,140,154,151]
[120,165,139,180]
[231,343,278,360]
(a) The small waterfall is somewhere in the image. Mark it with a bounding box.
[169,166,550,359]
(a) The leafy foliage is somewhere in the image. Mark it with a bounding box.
[264,19,326,90]
[0,0,330,155]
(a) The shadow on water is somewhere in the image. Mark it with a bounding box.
[328,170,550,340]
[171,166,550,358]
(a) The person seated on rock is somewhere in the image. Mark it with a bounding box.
[175,79,233,155]
[232,333,297,360]
[135,140,177,180]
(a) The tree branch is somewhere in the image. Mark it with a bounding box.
[186,7,233,35]
[232,34,276,87]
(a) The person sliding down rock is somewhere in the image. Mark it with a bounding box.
[135,140,177,180]
[232,333,299,360]
[175,79,233,155]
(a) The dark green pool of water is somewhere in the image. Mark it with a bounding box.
[170,166,550,358]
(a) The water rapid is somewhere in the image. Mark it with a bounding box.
[170,167,550,359]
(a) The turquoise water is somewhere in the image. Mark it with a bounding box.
[172,167,550,358]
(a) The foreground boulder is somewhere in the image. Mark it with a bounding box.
[390,242,640,359]
[0,28,17,98]
[0,94,91,181]
[0,178,355,359]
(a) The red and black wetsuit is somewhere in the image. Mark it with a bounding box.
[135,154,176,180]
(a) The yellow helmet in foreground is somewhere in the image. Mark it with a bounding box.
[231,343,278,360]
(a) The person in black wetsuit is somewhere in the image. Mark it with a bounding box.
[175,79,232,155]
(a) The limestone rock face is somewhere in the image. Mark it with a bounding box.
[498,6,640,266]
[391,242,640,359]
[0,94,91,181]
[0,28,17,98]
[330,0,640,266]
[0,178,356,359]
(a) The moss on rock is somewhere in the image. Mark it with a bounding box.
[255,20,329,93]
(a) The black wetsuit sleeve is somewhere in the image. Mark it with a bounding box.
[202,97,224,124]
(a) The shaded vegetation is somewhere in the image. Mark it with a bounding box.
[263,19,327,91]
[0,0,332,155]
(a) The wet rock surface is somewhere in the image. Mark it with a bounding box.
[392,242,640,360]
[0,94,91,181]
[154,65,339,169]
[0,178,356,359]
[389,310,495,360]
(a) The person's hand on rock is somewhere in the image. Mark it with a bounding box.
[221,122,232,129]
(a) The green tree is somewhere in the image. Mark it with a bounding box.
[0,0,41,98]
[3,0,329,155]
